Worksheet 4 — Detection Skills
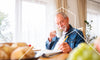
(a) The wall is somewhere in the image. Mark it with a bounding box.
[87,0,100,36]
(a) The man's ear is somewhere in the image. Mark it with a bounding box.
[67,17,69,23]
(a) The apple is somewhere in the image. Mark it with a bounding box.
[67,43,100,60]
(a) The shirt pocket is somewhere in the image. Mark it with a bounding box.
[68,40,75,49]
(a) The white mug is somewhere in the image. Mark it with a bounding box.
[56,28,63,38]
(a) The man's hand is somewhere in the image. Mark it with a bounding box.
[48,31,56,42]
[59,42,72,53]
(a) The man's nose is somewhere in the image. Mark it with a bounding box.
[58,24,63,28]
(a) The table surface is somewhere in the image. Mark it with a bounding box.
[39,53,69,60]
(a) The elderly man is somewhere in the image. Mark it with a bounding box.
[46,12,85,53]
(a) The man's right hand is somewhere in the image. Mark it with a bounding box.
[48,31,56,42]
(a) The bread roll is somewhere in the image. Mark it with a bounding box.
[2,45,15,58]
[0,49,9,59]
[11,42,28,48]
[11,46,35,59]
[0,43,35,60]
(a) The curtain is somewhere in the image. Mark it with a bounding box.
[56,0,67,13]
[77,0,87,38]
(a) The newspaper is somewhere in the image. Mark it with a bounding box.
[35,50,63,57]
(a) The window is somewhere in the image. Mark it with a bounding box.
[87,0,100,37]
[22,1,46,49]
[0,0,56,50]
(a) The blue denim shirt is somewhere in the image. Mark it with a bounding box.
[46,25,85,50]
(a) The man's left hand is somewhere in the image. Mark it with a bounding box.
[59,42,72,53]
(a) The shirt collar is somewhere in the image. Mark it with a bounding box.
[66,24,73,35]
[62,24,73,35]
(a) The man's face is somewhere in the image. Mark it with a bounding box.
[56,14,69,32]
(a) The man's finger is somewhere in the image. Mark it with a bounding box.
[59,45,68,50]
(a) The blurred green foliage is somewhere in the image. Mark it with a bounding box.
[84,20,97,43]
[0,11,12,42]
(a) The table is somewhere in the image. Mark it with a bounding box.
[39,53,69,60]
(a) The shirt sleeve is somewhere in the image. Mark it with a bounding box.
[45,36,59,50]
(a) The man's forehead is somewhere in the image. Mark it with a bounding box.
[56,14,64,20]
[56,14,63,17]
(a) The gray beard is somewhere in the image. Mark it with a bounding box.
[63,27,67,32]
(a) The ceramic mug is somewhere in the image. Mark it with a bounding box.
[56,28,63,38]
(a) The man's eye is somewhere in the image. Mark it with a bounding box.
[62,20,64,22]
[61,20,63,23]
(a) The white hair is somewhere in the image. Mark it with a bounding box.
[56,12,68,19]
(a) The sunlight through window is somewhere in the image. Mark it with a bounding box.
[22,1,46,49]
